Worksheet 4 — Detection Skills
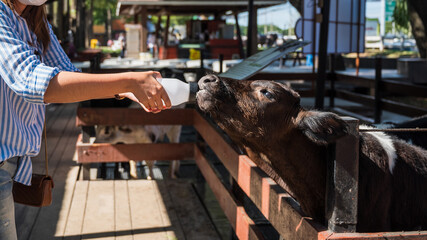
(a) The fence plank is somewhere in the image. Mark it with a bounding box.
[76,108,194,126]
[76,140,194,163]
[194,146,264,240]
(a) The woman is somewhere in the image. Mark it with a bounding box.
[0,0,171,239]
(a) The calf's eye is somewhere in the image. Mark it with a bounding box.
[260,89,275,100]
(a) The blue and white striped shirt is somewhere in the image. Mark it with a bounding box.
[0,1,79,185]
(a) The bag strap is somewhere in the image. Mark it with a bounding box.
[44,119,49,177]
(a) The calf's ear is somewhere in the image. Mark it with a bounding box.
[297,112,349,145]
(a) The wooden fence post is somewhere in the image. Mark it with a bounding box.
[326,117,359,232]
[79,101,95,180]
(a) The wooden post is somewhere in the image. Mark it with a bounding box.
[64,0,70,38]
[75,0,86,49]
[85,0,94,48]
[57,0,64,40]
[374,57,383,123]
[164,14,170,48]
[89,53,101,73]
[160,14,170,59]
[219,54,224,73]
[315,0,331,109]
[197,50,206,80]
[106,8,112,42]
[79,102,95,180]
[234,13,245,59]
[141,7,148,52]
[326,117,359,232]
[155,15,162,58]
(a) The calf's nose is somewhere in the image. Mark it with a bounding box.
[199,74,219,89]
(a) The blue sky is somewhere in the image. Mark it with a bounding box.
[226,2,301,29]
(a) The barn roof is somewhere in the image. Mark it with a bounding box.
[117,0,284,16]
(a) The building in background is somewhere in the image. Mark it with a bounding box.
[366,0,396,36]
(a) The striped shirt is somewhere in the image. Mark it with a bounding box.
[0,1,79,185]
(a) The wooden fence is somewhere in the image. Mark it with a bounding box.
[76,107,427,239]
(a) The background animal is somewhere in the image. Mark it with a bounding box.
[95,123,182,179]
[379,114,427,150]
[196,74,427,232]
[91,96,183,180]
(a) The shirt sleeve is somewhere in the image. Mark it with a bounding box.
[44,23,80,73]
[0,12,60,104]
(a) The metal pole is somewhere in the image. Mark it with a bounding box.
[374,57,382,123]
[315,0,331,109]
[247,0,254,57]
[329,54,336,108]
[234,13,245,59]
[356,0,362,76]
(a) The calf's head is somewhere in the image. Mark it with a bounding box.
[197,75,349,148]
[197,75,350,220]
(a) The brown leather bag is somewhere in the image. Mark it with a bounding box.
[13,174,54,207]
[13,123,54,207]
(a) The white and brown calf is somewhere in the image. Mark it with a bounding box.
[96,124,182,179]
[196,74,427,232]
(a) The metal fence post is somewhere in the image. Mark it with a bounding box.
[374,57,383,123]
[329,54,336,108]
[315,0,331,109]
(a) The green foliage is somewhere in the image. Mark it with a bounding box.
[257,24,284,35]
[393,0,411,34]
[99,46,121,57]
[150,15,193,27]
[239,24,286,36]
[86,0,119,25]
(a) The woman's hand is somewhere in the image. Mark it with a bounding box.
[126,71,171,113]
[116,92,162,113]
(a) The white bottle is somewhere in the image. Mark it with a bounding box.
[157,78,198,106]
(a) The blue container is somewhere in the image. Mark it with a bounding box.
[306,54,313,67]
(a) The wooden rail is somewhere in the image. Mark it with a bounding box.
[76,107,427,239]
[335,90,427,117]
[331,56,427,123]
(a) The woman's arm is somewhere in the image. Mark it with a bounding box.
[44,70,171,112]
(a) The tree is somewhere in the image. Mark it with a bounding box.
[406,0,427,58]
[393,0,410,35]
[90,0,119,25]
[288,0,427,58]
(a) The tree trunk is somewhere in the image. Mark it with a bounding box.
[85,0,94,48]
[56,0,64,40]
[407,0,427,58]
[106,8,112,42]
[75,0,86,49]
